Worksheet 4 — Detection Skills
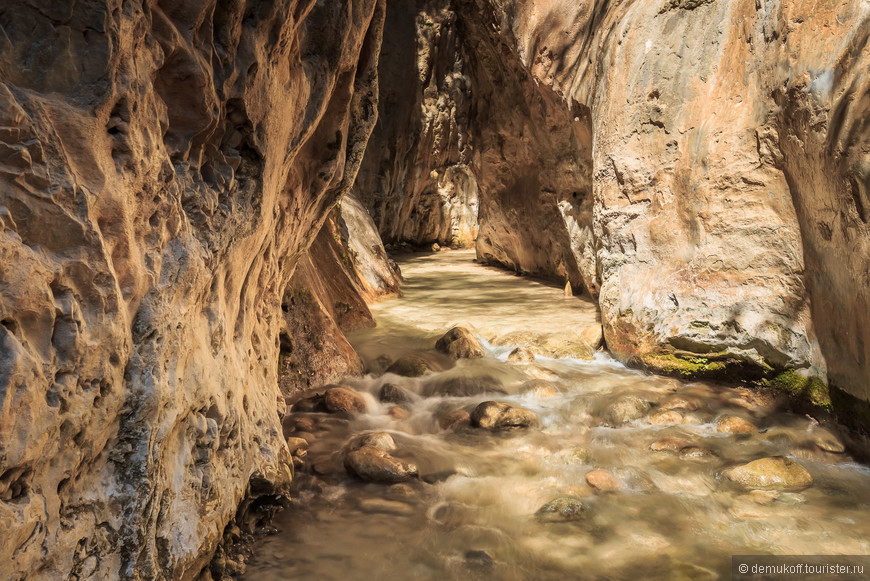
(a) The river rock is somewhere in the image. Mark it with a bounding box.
[508,347,536,363]
[716,416,756,435]
[471,401,539,430]
[324,387,368,416]
[649,409,684,425]
[438,409,472,430]
[679,447,718,462]
[722,457,813,491]
[579,325,604,350]
[345,445,419,484]
[811,428,845,454]
[347,431,398,453]
[585,469,620,492]
[388,406,412,420]
[520,379,559,398]
[379,383,415,404]
[387,355,438,377]
[603,396,652,425]
[423,374,506,397]
[660,396,703,411]
[286,437,309,457]
[650,437,694,452]
[536,497,589,522]
[435,326,485,359]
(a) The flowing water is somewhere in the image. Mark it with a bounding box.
[244,250,870,580]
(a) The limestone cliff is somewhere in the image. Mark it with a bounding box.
[363,0,869,408]
[0,0,385,579]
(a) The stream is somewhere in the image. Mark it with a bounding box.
[244,250,870,580]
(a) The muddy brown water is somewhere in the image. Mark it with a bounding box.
[244,250,870,580]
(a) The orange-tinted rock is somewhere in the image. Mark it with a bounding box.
[585,469,620,492]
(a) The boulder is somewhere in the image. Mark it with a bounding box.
[344,445,419,484]
[536,497,588,522]
[438,409,471,430]
[585,469,620,492]
[379,383,415,404]
[716,416,756,435]
[471,401,538,430]
[603,396,651,425]
[435,326,485,359]
[519,379,559,398]
[649,409,683,425]
[811,428,845,454]
[578,325,604,350]
[423,374,506,397]
[387,355,439,377]
[324,387,368,416]
[507,347,536,363]
[722,457,813,491]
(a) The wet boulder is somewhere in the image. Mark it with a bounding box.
[324,387,368,416]
[379,383,415,404]
[386,354,440,377]
[435,326,485,359]
[648,409,684,425]
[811,428,845,453]
[603,395,651,425]
[438,409,471,430]
[347,431,398,452]
[471,401,538,430]
[519,379,560,398]
[344,445,419,483]
[716,416,756,434]
[507,347,536,363]
[585,469,620,492]
[722,456,813,491]
[423,374,506,397]
[536,497,589,523]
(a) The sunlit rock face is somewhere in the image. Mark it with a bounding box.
[446,0,869,403]
[0,0,385,578]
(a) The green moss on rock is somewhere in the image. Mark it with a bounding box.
[771,370,831,411]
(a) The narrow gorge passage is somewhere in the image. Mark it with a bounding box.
[245,251,870,581]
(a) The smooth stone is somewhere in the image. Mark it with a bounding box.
[379,382,414,404]
[812,428,845,453]
[423,374,506,397]
[679,446,718,461]
[722,456,813,491]
[344,445,418,483]
[649,409,684,425]
[585,469,620,492]
[387,355,436,377]
[507,347,536,363]
[660,395,703,411]
[565,447,593,464]
[603,395,651,425]
[285,437,309,457]
[438,409,471,430]
[388,406,411,420]
[650,436,694,452]
[324,387,367,416]
[435,325,485,359]
[519,379,559,398]
[471,401,539,430]
[578,324,604,349]
[347,431,397,453]
[716,416,756,434]
[536,497,588,522]
[357,498,415,516]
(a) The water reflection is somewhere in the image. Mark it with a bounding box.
[244,250,870,581]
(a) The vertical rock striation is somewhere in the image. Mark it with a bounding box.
[391,0,868,409]
[0,0,385,578]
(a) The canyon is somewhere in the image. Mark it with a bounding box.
[0,0,868,579]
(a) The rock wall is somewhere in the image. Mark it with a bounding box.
[0,0,385,579]
[352,0,479,248]
[434,0,869,407]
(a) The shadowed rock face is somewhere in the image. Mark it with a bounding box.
[365,0,868,404]
[0,0,385,578]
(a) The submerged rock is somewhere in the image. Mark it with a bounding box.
[536,497,588,522]
[508,347,536,363]
[722,456,813,491]
[379,383,415,404]
[660,395,703,411]
[650,437,695,452]
[344,445,418,483]
[519,379,559,398]
[716,416,756,435]
[324,387,368,416]
[648,409,684,425]
[811,428,845,454]
[679,447,718,462]
[585,469,620,492]
[435,325,485,359]
[471,401,538,430]
[423,374,506,397]
[387,355,440,377]
[603,396,651,425]
[438,409,472,430]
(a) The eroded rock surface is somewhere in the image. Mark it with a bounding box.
[0,0,386,578]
